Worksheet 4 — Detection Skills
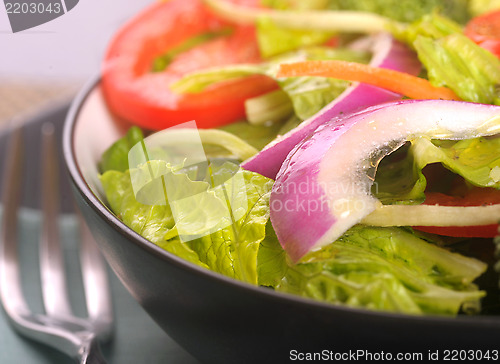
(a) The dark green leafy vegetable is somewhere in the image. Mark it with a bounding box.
[99,126,144,173]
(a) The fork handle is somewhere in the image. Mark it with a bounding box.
[80,336,107,364]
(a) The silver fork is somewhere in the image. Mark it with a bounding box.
[0,124,114,363]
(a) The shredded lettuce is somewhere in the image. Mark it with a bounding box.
[170,64,266,94]
[261,225,486,315]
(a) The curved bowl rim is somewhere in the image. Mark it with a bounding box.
[62,75,500,329]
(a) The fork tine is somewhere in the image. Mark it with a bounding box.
[0,126,31,318]
[39,123,73,318]
[78,212,114,341]
[0,124,111,363]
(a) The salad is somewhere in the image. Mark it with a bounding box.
[98,0,500,316]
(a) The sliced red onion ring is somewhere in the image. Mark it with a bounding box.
[271,100,500,262]
[242,33,421,179]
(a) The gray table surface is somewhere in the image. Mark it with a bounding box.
[0,105,201,364]
[0,209,200,364]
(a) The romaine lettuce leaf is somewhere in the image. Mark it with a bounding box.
[390,12,463,45]
[257,16,334,58]
[280,76,350,120]
[413,137,500,189]
[100,160,273,284]
[99,127,489,316]
[100,168,177,243]
[262,0,470,23]
[390,13,500,105]
[171,47,367,123]
[184,169,273,283]
[273,226,486,315]
[99,126,144,173]
[374,137,500,204]
[218,120,285,150]
[372,144,427,205]
[257,221,288,287]
[414,34,500,105]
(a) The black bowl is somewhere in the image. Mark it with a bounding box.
[63,78,500,364]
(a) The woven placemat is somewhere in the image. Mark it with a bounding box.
[0,79,80,128]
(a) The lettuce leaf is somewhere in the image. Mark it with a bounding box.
[99,127,489,316]
[272,226,486,315]
[413,137,500,189]
[372,144,427,205]
[390,13,500,105]
[100,168,177,243]
[218,120,285,150]
[374,137,500,204]
[414,34,500,105]
[390,12,462,45]
[280,76,350,120]
[100,160,273,284]
[257,16,334,58]
[99,126,144,173]
[259,47,368,120]
[262,0,470,23]
[257,221,288,286]
[184,169,273,283]
[468,0,500,16]
[171,47,367,122]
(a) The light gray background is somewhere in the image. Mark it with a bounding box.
[0,0,153,81]
[0,1,156,124]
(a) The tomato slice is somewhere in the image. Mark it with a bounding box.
[101,0,278,130]
[413,188,500,238]
[465,10,500,58]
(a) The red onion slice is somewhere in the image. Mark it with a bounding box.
[271,99,500,262]
[242,33,421,179]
